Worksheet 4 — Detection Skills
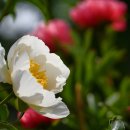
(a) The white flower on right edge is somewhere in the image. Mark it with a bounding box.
[0,35,70,119]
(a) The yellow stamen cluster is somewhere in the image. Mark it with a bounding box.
[29,60,47,88]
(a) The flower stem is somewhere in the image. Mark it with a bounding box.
[0,91,14,106]
[75,82,87,130]
[83,29,93,54]
[75,58,82,82]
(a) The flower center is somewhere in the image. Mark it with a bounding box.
[29,60,47,88]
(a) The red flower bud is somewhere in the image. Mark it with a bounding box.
[19,108,56,129]
[32,19,73,52]
[107,1,127,21]
[48,19,73,44]
[32,23,55,52]
[70,0,127,31]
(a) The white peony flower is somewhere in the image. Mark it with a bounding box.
[0,35,70,119]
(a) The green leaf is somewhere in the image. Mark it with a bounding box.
[96,50,124,76]
[0,105,9,121]
[120,77,130,107]
[0,0,17,21]
[0,122,18,130]
[26,0,50,20]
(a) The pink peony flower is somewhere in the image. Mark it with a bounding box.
[19,108,56,129]
[107,1,127,21]
[48,19,73,44]
[32,19,73,52]
[32,23,55,52]
[70,0,127,31]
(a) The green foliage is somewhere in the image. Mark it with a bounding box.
[120,78,130,107]
[0,105,9,121]
[15,98,28,112]
[0,122,18,130]
[0,0,17,21]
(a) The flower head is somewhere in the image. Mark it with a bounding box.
[70,0,127,31]
[47,19,72,44]
[0,35,70,119]
[32,19,73,52]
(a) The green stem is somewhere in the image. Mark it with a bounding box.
[75,83,87,130]
[101,27,116,54]
[83,29,93,54]
[0,91,14,106]
[75,58,82,82]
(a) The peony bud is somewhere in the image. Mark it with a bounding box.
[70,1,108,27]
[19,108,56,129]
[31,23,55,52]
[70,0,127,31]
[48,19,72,44]
[32,19,73,52]
[107,1,127,21]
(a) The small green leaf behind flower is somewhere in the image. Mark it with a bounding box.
[0,104,9,121]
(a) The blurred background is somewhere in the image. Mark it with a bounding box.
[0,0,130,130]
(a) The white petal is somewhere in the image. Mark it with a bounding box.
[0,44,11,83]
[12,70,44,105]
[32,101,70,119]
[12,69,61,107]
[7,35,50,70]
[39,89,62,107]
[46,53,70,78]
[45,53,70,93]
[11,51,30,75]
